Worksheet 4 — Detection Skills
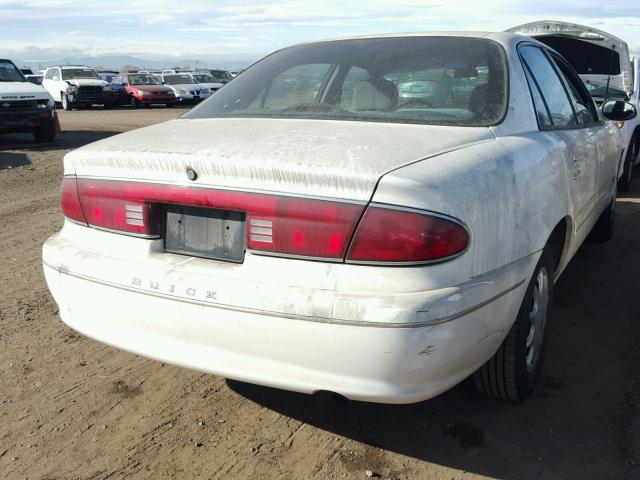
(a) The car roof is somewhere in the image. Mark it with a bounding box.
[294,31,523,47]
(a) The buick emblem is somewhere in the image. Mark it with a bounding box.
[186,167,198,181]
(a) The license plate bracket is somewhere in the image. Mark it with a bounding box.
[164,205,245,263]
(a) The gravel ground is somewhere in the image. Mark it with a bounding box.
[1,108,639,480]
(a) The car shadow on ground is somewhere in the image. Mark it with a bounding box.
[0,130,118,152]
[0,152,31,170]
[228,178,640,479]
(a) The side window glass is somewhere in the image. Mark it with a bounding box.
[522,63,552,128]
[45,70,53,80]
[520,46,577,127]
[550,54,598,125]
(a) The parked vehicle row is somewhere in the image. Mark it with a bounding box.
[34,65,235,111]
[1,61,238,144]
[43,29,637,406]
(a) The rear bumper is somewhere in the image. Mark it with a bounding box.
[42,221,534,403]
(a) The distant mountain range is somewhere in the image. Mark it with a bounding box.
[11,53,260,72]
[9,47,640,72]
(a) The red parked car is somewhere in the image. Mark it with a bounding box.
[113,73,177,107]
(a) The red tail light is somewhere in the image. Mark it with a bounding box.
[75,180,160,236]
[346,206,469,263]
[60,178,468,264]
[62,178,364,259]
[60,177,87,224]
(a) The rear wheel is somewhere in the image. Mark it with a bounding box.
[473,249,554,401]
[32,117,56,143]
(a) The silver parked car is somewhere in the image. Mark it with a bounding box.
[43,32,634,404]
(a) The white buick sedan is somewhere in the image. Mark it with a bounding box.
[43,32,636,404]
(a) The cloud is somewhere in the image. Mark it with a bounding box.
[1,0,639,62]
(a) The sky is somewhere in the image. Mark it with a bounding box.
[0,0,639,66]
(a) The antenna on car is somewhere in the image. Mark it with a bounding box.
[603,43,617,103]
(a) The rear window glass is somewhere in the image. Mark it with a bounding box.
[185,37,508,127]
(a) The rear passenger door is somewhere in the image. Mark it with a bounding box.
[546,51,619,215]
[519,44,600,237]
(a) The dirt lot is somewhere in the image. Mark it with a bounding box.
[1,108,639,480]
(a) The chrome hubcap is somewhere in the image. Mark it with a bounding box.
[526,267,549,372]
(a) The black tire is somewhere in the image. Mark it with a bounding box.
[130,95,140,108]
[617,142,636,192]
[473,249,554,401]
[588,189,616,243]
[32,117,56,143]
[61,93,73,111]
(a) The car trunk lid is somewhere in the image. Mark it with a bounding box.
[65,117,494,202]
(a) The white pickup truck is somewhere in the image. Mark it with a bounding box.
[509,21,640,191]
[0,58,58,142]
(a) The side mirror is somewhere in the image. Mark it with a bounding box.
[602,100,637,121]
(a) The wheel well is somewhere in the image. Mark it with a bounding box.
[546,218,569,276]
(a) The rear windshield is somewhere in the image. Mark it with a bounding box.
[0,59,25,82]
[185,37,508,126]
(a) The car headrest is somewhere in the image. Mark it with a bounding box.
[469,83,489,115]
[469,82,504,122]
[352,79,398,112]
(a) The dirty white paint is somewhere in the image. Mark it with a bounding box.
[65,118,493,202]
[45,31,625,403]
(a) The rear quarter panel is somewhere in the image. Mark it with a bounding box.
[372,134,569,278]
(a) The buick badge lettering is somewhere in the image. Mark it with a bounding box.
[131,277,218,302]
